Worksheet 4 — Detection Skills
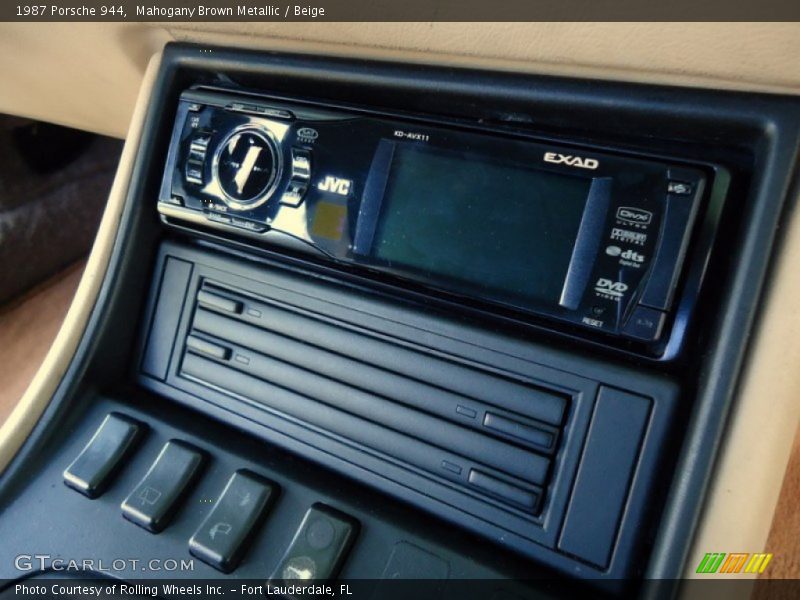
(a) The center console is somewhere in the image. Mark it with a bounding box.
[2,43,800,598]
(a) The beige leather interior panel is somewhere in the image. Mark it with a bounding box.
[169,22,800,92]
[685,188,800,578]
[0,262,84,425]
[0,24,169,137]
[0,51,162,473]
[0,23,800,138]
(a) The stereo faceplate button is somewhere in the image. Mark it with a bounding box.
[291,148,312,180]
[667,180,694,195]
[185,163,204,185]
[207,212,232,225]
[185,133,211,186]
[281,180,308,207]
[226,103,293,120]
[622,306,667,342]
[189,135,211,159]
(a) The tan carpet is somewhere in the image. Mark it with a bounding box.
[0,260,84,424]
[760,425,800,580]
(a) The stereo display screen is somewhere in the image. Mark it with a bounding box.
[371,144,592,309]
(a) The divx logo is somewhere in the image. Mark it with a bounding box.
[616,206,653,226]
[594,278,629,300]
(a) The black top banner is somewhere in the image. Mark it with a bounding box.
[1,0,800,21]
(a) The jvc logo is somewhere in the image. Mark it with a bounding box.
[543,152,599,170]
[594,278,629,299]
[317,176,352,196]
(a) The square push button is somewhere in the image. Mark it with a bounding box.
[270,504,358,584]
[280,180,308,207]
[622,305,667,342]
[63,413,143,498]
[189,470,278,573]
[121,440,204,533]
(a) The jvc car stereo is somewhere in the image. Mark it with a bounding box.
[159,87,721,356]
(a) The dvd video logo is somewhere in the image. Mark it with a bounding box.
[616,206,653,226]
[543,152,599,170]
[594,278,629,300]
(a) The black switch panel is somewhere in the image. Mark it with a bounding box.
[557,387,651,568]
[189,469,278,572]
[121,440,204,533]
[270,504,358,583]
[63,413,143,498]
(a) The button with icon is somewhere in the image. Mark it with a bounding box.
[269,504,358,586]
[189,469,278,573]
[121,440,205,533]
[622,305,667,342]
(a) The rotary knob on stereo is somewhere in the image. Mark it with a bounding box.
[212,126,283,211]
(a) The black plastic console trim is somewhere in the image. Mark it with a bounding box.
[136,240,678,580]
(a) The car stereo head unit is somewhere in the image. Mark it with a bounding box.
[159,87,718,357]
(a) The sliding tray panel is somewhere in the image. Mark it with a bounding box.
[137,240,677,580]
